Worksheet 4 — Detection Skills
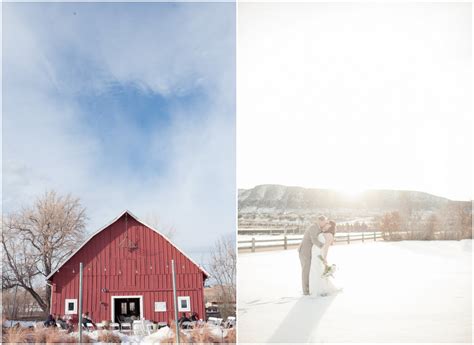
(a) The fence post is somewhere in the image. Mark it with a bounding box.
[284,235,287,250]
[78,262,83,344]
[171,260,180,344]
[362,232,365,242]
[347,233,350,244]
[251,237,255,253]
[374,231,376,241]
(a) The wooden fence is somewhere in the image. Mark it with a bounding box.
[238,231,383,252]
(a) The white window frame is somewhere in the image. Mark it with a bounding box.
[177,296,191,312]
[111,295,144,321]
[154,301,167,312]
[65,299,77,315]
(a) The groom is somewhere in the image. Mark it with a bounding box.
[298,215,328,295]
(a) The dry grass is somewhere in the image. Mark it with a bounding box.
[44,329,64,344]
[189,324,220,344]
[43,328,81,344]
[224,328,236,344]
[2,326,95,344]
[31,327,49,344]
[97,331,121,343]
[160,322,190,344]
[2,326,29,344]
[159,322,236,344]
[1,323,237,344]
[79,333,93,343]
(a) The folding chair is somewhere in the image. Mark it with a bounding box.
[224,316,236,328]
[145,322,155,335]
[157,322,168,329]
[132,320,146,335]
[121,322,132,334]
[109,323,120,331]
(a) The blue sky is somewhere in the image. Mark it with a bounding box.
[2,2,236,268]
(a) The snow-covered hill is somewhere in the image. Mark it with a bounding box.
[238,184,456,214]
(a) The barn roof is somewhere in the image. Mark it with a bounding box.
[46,210,210,281]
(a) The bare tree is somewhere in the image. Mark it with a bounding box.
[209,234,236,319]
[380,211,403,241]
[437,202,472,240]
[2,191,87,312]
[2,286,44,319]
[425,214,439,240]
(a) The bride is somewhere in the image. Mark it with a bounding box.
[309,231,340,297]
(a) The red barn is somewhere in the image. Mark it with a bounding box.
[46,210,209,324]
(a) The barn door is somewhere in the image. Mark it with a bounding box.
[113,297,141,323]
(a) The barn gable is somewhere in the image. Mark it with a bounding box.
[46,210,209,281]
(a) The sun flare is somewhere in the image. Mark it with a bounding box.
[336,187,366,199]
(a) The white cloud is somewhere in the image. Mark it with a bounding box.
[2,3,236,263]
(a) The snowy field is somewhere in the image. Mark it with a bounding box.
[238,240,472,343]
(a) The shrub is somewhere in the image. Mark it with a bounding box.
[44,328,65,344]
[80,333,93,343]
[97,331,121,343]
[2,326,29,344]
[160,322,188,344]
[224,328,236,344]
[32,327,49,344]
[189,324,219,343]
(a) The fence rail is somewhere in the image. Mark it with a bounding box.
[238,231,383,252]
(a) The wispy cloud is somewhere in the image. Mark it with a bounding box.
[2,2,236,265]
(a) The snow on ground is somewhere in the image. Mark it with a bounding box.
[238,240,472,343]
[81,325,227,344]
[2,320,37,328]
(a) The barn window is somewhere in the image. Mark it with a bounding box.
[65,299,77,314]
[177,296,191,312]
[121,302,127,314]
[154,302,166,312]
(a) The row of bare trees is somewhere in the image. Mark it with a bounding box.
[2,286,46,319]
[379,203,472,241]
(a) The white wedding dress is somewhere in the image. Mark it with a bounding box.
[309,234,340,297]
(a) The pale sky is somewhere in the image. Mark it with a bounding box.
[2,2,235,267]
[237,2,472,201]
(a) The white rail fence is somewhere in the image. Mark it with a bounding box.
[238,231,383,252]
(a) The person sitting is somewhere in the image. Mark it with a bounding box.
[65,315,75,333]
[82,312,96,329]
[178,312,191,328]
[44,314,56,327]
[56,315,68,330]
[190,312,199,322]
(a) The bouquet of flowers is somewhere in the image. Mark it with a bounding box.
[318,255,337,278]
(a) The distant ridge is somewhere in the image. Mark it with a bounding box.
[238,184,467,213]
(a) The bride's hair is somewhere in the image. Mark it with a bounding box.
[328,220,336,232]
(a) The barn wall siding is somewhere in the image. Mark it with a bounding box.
[50,213,206,323]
